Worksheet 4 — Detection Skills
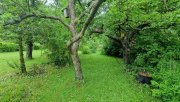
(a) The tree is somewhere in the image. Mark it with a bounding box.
[66,0,105,80]
[18,30,27,74]
[25,0,37,60]
[0,0,40,73]
[102,0,179,66]
[3,0,105,80]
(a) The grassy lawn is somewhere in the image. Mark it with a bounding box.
[0,50,47,75]
[0,52,161,102]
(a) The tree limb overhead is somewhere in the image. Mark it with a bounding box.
[4,13,70,29]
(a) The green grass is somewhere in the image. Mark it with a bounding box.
[0,52,161,102]
[0,50,47,75]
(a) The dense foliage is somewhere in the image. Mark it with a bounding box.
[80,35,104,54]
[101,0,180,101]
[151,60,180,102]
[103,41,123,57]
[34,19,71,66]
[0,42,18,52]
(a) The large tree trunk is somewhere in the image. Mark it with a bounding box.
[19,33,27,74]
[67,0,104,81]
[26,40,33,59]
[122,39,131,65]
[70,41,83,80]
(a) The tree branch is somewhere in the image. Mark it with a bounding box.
[4,13,70,29]
[80,0,104,35]
[67,0,105,48]
[129,22,150,39]
[68,0,78,37]
[75,1,94,23]
[90,28,104,35]
[68,0,76,22]
[143,22,180,30]
[106,35,121,43]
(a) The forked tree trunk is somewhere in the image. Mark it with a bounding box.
[19,33,27,74]
[67,0,105,81]
[26,40,33,59]
[70,41,83,80]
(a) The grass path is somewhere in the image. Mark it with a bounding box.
[37,54,160,102]
[0,52,161,102]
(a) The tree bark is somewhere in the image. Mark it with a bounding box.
[123,47,131,65]
[26,39,33,59]
[18,33,27,74]
[70,41,83,80]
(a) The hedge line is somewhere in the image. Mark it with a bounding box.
[0,42,19,52]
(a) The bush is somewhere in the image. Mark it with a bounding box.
[0,42,18,52]
[46,37,71,66]
[103,41,123,58]
[133,44,164,68]
[33,43,42,50]
[47,50,70,66]
[80,36,104,54]
[151,59,180,102]
[82,45,91,54]
[133,30,180,68]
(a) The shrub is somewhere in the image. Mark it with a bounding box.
[47,50,70,66]
[80,36,104,54]
[133,45,164,68]
[132,30,180,68]
[151,59,180,102]
[46,37,71,66]
[103,41,123,58]
[82,45,91,54]
[0,42,18,52]
[33,43,42,50]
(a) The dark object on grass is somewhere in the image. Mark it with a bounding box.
[136,72,152,84]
